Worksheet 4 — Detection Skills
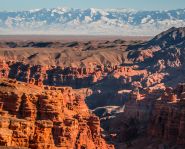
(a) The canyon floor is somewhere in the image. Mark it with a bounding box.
[0,27,185,149]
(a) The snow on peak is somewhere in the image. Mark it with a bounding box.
[29,9,41,13]
[0,8,185,35]
[51,7,69,14]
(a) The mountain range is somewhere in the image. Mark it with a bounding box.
[0,8,185,35]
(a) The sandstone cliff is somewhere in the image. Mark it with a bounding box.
[0,79,113,149]
[148,83,185,145]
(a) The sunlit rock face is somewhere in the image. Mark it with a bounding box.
[0,79,113,149]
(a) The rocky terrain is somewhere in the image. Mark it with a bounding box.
[0,78,113,149]
[99,83,185,149]
[0,27,185,148]
[1,27,185,108]
[149,84,185,146]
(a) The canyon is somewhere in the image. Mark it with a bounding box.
[0,27,185,148]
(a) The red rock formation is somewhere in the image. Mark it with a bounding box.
[5,61,121,88]
[148,84,185,145]
[0,78,113,149]
[0,60,9,78]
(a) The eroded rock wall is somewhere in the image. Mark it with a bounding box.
[148,84,185,145]
[0,79,113,149]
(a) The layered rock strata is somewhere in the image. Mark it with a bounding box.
[0,79,113,149]
[148,84,185,145]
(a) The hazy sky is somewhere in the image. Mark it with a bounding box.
[0,0,185,11]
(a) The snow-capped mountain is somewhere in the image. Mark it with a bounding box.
[0,8,185,35]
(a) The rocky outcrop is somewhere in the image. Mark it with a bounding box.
[98,83,185,148]
[0,60,152,90]
[148,83,185,145]
[0,79,113,149]
[3,61,117,89]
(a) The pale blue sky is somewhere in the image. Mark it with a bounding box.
[0,0,185,11]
